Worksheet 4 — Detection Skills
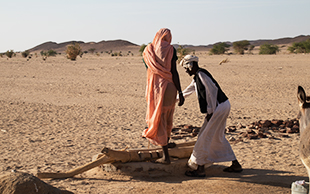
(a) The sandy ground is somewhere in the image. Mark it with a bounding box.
[1,51,310,193]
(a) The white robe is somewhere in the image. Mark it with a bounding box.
[182,71,236,169]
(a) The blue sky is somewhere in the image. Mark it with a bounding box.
[1,0,309,53]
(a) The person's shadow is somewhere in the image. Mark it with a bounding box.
[128,163,307,189]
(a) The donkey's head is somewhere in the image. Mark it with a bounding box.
[297,86,310,134]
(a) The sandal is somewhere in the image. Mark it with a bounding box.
[185,170,206,177]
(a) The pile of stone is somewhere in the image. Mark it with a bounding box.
[229,118,299,140]
[171,125,200,140]
[170,118,300,141]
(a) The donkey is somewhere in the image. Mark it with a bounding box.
[297,86,310,188]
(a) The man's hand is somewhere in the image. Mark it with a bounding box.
[178,92,185,106]
[206,113,213,121]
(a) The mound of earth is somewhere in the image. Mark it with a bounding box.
[0,171,73,194]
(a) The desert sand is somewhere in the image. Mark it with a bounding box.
[1,50,310,193]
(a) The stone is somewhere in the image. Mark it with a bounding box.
[261,120,272,128]
[247,134,259,140]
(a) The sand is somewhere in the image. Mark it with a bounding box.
[0,51,310,193]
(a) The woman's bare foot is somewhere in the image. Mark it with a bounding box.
[152,157,171,165]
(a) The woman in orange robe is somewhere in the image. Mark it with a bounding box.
[142,28,184,164]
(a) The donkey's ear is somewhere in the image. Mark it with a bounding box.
[298,86,307,104]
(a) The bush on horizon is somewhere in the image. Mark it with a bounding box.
[233,40,250,55]
[259,43,279,55]
[287,38,310,53]
[66,43,82,61]
[40,50,57,57]
[21,50,30,58]
[47,50,57,56]
[88,48,96,54]
[6,50,14,58]
[139,44,147,56]
[177,45,190,62]
[111,51,122,56]
[209,42,230,55]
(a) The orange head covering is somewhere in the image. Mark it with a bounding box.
[143,28,174,82]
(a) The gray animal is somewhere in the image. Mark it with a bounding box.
[297,86,310,191]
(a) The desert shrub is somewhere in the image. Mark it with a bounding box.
[40,50,47,56]
[66,43,82,61]
[177,45,190,62]
[139,44,147,56]
[126,51,133,56]
[6,50,14,58]
[88,48,96,54]
[40,51,48,61]
[111,51,122,57]
[259,43,279,54]
[21,50,30,58]
[40,50,57,57]
[0,53,3,57]
[47,50,57,56]
[233,40,250,55]
[288,39,310,53]
[210,42,230,55]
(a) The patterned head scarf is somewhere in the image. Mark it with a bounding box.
[179,55,199,71]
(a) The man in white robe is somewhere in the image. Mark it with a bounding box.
[179,55,242,177]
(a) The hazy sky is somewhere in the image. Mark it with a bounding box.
[1,0,309,53]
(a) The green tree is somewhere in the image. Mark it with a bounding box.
[209,42,230,55]
[233,40,250,54]
[288,39,310,53]
[259,43,279,55]
[139,44,147,56]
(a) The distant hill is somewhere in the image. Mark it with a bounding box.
[29,39,139,53]
[175,35,310,51]
[28,35,310,53]
[248,35,310,46]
